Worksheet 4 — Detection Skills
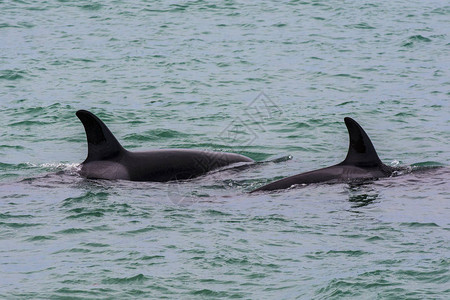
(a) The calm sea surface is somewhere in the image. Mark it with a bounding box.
[1,0,449,298]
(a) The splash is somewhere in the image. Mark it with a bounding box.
[25,162,81,174]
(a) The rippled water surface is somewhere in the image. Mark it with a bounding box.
[1,0,449,298]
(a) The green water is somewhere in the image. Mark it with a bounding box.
[1,0,449,298]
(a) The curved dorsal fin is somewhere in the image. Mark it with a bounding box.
[341,117,382,167]
[76,110,125,163]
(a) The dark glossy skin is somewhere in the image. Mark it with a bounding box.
[76,110,253,182]
[251,117,396,192]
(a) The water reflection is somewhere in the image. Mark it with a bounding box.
[348,193,379,208]
[346,183,379,209]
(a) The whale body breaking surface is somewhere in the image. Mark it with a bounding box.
[76,110,254,182]
[251,117,402,192]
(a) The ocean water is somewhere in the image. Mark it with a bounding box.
[1,0,449,298]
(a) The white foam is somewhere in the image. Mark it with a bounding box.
[25,162,81,173]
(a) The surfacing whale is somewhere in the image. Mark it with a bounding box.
[76,110,254,181]
[251,117,399,192]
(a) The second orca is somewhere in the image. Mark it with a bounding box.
[252,117,401,192]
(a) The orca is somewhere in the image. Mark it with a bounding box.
[251,117,399,192]
[76,110,254,181]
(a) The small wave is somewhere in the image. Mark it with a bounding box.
[190,289,230,297]
[332,73,363,80]
[0,221,42,228]
[53,248,91,254]
[0,23,18,28]
[0,213,33,219]
[54,287,101,297]
[251,214,290,223]
[140,255,165,260]
[366,236,384,241]
[326,249,370,257]
[402,35,432,47]
[336,100,356,106]
[79,3,103,11]
[124,129,187,141]
[400,222,439,228]
[65,211,105,219]
[101,274,147,284]
[0,145,25,150]
[411,161,445,168]
[9,120,52,126]
[204,209,232,216]
[81,242,110,248]
[26,235,57,242]
[408,35,432,42]
[123,225,170,235]
[55,228,90,234]
[345,23,375,30]
[0,69,28,81]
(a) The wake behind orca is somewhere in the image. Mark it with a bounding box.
[252,117,402,192]
[76,110,254,181]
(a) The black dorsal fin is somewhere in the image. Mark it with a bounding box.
[76,110,125,163]
[341,117,382,167]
